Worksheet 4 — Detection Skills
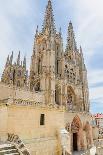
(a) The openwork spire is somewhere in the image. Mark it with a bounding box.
[66,21,77,52]
[42,0,56,35]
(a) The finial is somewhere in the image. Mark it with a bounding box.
[69,21,73,28]
[48,0,51,3]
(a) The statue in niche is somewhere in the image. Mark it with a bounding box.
[67,93,73,110]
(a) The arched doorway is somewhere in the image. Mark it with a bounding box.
[73,133,78,151]
[71,116,83,151]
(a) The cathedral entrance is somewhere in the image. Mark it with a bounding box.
[71,116,83,151]
[73,133,78,151]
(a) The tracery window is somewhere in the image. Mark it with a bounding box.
[65,67,76,84]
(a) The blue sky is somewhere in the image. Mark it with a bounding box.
[0,0,103,113]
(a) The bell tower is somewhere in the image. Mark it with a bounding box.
[30,0,57,104]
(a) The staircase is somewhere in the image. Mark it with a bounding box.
[0,143,20,155]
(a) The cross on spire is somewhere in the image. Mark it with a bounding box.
[42,0,56,35]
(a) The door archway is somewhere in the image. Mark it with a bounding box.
[71,115,83,151]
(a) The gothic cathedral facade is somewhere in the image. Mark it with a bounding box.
[0,1,95,155]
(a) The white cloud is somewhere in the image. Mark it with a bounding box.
[88,69,103,85]
[90,86,103,100]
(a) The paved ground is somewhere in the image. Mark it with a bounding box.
[73,151,85,155]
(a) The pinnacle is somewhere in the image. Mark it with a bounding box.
[66,22,77,52]
[69,21,73,29]
[42,0,56,35]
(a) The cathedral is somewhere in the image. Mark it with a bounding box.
[0,0,97,155]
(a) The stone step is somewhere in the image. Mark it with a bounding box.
[0,144,14,149]
[0,143,20,155]
[0,145,16,151]
[0,148,18,153]
[0,150,19,155]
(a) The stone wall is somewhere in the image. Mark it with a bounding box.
[0,105,8,141]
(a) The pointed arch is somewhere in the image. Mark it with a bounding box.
[71,115,82,133]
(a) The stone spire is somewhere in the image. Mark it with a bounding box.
[6,55,10,66]
[23,56,26,69]
[42,0,56,35]
[66,21,77,52]
[10,51,13,65]
[17,51,20,65]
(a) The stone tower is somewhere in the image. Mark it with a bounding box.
[30,0,64,104]
[64,22,89,112]
[1,51,28,88]
[30,0,90,112]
